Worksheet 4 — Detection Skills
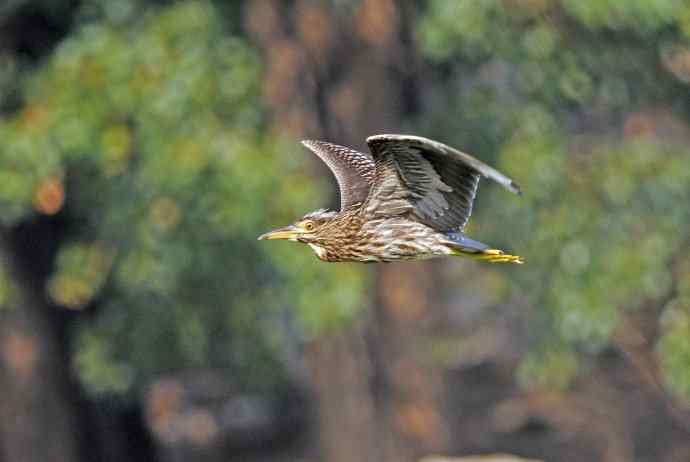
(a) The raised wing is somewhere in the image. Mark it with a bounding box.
[302,140,376,211]
[364,134,521,232]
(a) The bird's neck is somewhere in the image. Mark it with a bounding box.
[312,213,366,262]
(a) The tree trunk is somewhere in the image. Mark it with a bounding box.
[0,230,82,462]
[248,1,450,461]
[370,262,449,461]
[306,329,378,462]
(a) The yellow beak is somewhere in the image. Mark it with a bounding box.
[257,225,301,241]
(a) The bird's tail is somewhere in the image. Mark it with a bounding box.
[445,233,524,264]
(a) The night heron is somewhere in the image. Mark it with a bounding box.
[259,135,523,264]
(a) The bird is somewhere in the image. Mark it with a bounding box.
[258,134,523,264]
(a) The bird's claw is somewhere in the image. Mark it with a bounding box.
[485,249,524,264]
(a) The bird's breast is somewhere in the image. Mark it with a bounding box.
[350,219,451,261]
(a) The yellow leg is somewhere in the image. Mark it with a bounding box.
[475,248,524,264]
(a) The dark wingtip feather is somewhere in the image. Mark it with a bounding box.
[511,181,523,196]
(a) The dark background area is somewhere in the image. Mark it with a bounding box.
[1,1,690,461]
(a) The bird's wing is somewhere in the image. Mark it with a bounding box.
[364,134,521,232]
[302,140,376,211]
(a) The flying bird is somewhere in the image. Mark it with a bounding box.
[259,134,523,264]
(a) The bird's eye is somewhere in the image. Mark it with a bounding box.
[304,221,315,231]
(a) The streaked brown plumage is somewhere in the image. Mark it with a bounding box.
[258,134,523,264]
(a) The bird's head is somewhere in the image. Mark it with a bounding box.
[258,209,339,258]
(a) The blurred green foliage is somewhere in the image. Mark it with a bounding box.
[3,0,690,409]
[0,0,367,394]
[419,0,690,397]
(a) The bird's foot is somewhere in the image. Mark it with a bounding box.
[482,249,524,265]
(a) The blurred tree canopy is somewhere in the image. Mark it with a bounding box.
[0,0,367,396]
[0,0,688,404]
[418,0,690,399]
[1,1,690,461]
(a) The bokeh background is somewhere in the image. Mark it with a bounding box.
[1,1,690,461]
